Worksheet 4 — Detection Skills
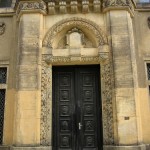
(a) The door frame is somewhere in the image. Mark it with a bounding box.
[40,55,114,147]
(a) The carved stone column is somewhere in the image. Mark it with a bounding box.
[14,0,47,147]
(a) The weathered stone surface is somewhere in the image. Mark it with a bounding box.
[10,147,51,150]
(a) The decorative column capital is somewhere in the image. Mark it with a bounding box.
[102,0,136,17]
[16,0,47,20]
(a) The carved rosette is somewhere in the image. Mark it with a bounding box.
[103,0,135,15]
[0,22,6,35]
[16,0,46,19]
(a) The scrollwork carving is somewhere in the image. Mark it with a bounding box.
[40,60,52,146]
[41,54,114,145]
[43,17,108,48]
[0,23,6,35]
[16,1,46,17]
[103,0,134,13]
[101,60,114,144]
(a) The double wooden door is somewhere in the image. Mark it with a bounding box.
[52,65,103,150]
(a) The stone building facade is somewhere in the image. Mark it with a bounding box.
[0,0,150,150]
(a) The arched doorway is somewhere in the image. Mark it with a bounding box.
[40,17,114,148]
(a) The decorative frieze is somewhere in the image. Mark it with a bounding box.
[103,0,135,16]
[0,22,6,35]
[15,0,135,16]
[16,1,46,19]
[43,17,108,48]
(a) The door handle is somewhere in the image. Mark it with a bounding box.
[78,122,82,130]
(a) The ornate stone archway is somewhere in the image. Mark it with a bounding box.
[40,17,114,147]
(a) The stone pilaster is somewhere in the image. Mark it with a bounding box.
[14,0,46,146]
[109,10,138,145]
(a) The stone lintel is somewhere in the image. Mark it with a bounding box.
[16,0,46,20]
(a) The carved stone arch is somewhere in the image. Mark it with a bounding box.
[42,17,108,48]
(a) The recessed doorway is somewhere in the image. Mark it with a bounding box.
[52,65,103,150]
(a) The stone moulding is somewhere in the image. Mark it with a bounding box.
[0,22,6,35]
[42,17,108,48]
[102,0,135,17]
[16,0,47,19]
[41,17,114,146]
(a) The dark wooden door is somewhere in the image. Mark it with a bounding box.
[52,65,103,150]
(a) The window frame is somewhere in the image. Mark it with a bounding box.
[0,62,9,145]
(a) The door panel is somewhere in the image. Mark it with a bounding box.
[52,65,102,150]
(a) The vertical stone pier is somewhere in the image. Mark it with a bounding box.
[110,10,138,145]
[103,0,139,148]
[13,1,46,147]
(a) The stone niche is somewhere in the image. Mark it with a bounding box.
[53,27,98,58]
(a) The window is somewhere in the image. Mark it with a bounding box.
[139,0,150,3]
[0,0,12,8]
[0,67,7,144]
[0,89,5,144]
[147,63,150,80]
[0,68,7,84]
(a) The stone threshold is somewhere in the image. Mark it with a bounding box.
[0,145,149,150]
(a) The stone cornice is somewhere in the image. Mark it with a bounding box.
[15,0,136,18]
[16,0,47,20]
[47,0,135,16]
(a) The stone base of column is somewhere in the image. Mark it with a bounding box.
[104,144,150,150]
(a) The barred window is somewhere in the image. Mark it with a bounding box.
[0,66,7,144]
[0,67,7,84]
[0,0,12,8]
[0,89,5,144]
[147,63,150,80]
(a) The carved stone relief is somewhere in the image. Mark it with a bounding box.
[45,0,133,15]
[41,18,114,146]
[103,0,134,13]
[42,17,108,49]
[0,23,6,35]
[16,1,46,18]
